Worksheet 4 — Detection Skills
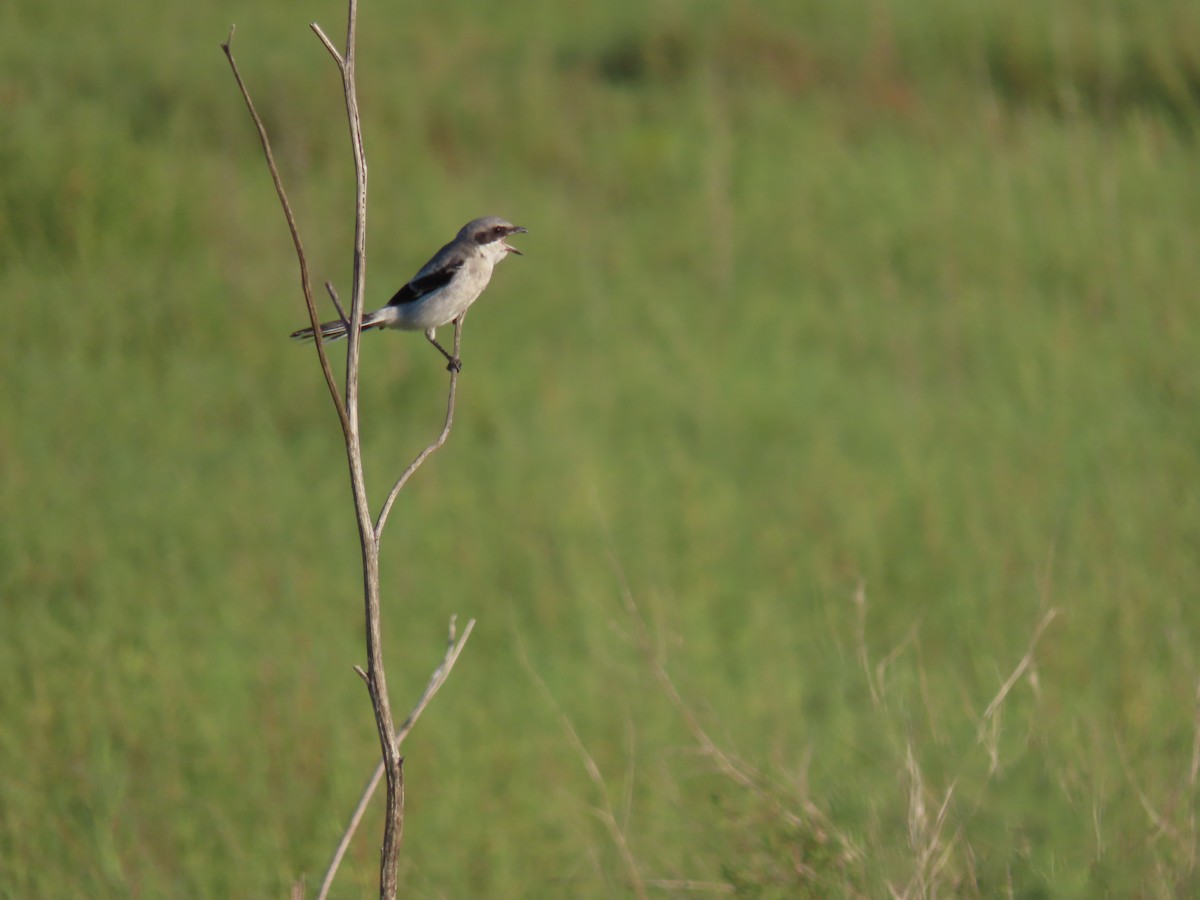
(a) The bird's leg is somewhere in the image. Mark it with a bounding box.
[425,328,461,373]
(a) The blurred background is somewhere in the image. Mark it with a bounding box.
[2,0,1199,896]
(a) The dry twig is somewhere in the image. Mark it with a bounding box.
[317,618,476,900]
[223,5,472,897]
[220,28,347,434]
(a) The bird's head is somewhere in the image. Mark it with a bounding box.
[462,217,528,261]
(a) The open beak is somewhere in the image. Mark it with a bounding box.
[503,225,528,255]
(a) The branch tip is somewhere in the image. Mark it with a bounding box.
[310,22,343,67]
[231,4,469,894]
[221,25,350,433]
[325,281,350,329]
[318,622,477,900]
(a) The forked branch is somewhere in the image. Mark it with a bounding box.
[317,617,477,900]
[223,5,472,898]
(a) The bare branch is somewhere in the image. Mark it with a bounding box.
[220,27,349,435]
[325,281,350,331]
[309,23,343,68]
[308,5,408,896]
[317,618,477,900]
[374,315,467,541]
[228,8,475,898]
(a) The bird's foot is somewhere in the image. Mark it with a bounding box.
[446,357,462,373]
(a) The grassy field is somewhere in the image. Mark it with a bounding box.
[3,0,1200,896]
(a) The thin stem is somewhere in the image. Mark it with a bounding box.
[374,315,466,541]
[329,13,401,900]
[314,4,404,897]
[227,12,475,899]
[310,23,342,69]
[220,27,349,435]
[316,618,476,900]
[325,281,350,331]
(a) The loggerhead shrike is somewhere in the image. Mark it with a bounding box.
[291,216,527,371]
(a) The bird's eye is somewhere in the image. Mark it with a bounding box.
[494,226,505,234]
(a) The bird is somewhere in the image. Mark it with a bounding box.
[291,216,527,371]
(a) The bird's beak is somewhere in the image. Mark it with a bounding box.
[503,226,528,255]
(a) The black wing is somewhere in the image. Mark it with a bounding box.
[386,258,464,307]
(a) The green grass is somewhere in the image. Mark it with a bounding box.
[3,0,1200,896]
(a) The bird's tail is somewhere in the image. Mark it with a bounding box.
[290,311,386,343]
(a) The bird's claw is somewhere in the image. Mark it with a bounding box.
[446,357,462,373]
